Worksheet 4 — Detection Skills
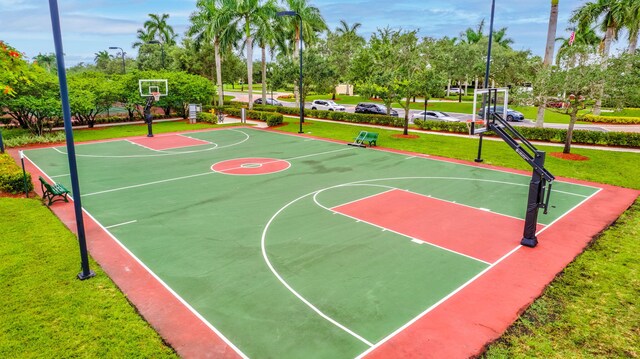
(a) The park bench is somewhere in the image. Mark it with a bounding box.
[39,176,70,206]
[348,131,378,147]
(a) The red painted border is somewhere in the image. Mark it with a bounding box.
[10,126,640,358]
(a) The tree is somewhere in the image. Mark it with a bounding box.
[225,0,277,109]
[280,0,327,108]
[335,19,361,36]
[624,0,640,53]
[327,20,365,97]
[188,0,240,106]
[133,28,155,49]
[144,13,178,45]
[460,19,486,44]
[254,9,285,103]
[0,41,35,98]
[68,72,119,127]
[33,53,57,74]
[94,50,112,71]
[571,0,627,114]
[535,0,560,128]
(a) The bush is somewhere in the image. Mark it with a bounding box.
[196,111,217,124]
[0,153,33,194]
[3,132,67,148]
[579,114,640,124]
[218,106,283,127]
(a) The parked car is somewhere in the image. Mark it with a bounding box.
[354,103,398,117]
[411,111,460,122]
[448,88,465,95]
[310,100,346,111]
[477,106,525,122]
[254,98,283,106]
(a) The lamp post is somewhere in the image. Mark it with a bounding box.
[108,46,126,73]
[277,10,304,134]
[475,0,496,163]
[147,40,165,69]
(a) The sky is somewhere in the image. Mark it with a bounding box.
[0,0,629,67]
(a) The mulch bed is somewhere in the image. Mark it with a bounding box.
[391,134,420,139]
[549,152,590,161]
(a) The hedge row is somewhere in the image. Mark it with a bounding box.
[196,111,218,124]
[0,153,33,194]
[579,114,640,124]
[414,119,640,147]
[224,101,640,148]
[217,106,283,127]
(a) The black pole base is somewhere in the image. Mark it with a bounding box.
[147,134,154,137]
[520,236,538,248]
[474,158,484,163]
[77,270,96,280]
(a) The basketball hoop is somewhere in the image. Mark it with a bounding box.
[151,92,161,101]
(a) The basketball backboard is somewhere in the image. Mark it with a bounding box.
[139,79,168,98]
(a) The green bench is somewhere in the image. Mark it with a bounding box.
[39,176,70,206]
[348,131,378,147]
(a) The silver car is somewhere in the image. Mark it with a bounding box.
[411,111,460,122]
[311,100,346,111]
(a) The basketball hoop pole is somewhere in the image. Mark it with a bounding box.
[144,95,155,137]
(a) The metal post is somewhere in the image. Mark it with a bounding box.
[48,0,95,280]
[0,129,4,153]
[298,14,304,133]
[423,94,427,121]
[20,151,29,198]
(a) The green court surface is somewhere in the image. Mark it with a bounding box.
[24,128,600,358]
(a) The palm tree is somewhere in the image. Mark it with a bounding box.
[144,13,178,45]
[281,0,327,108]
[461,19,485,44]
[335,20,361,36]
[132,29,155,49]
[94,50,112,69]
[571,0,627,114]
[188,0,240,106]
[625,0,640,53]
[254,11,285,103]
[556,26,601,66]
[33,53,57,73]
[492,27,514,47]
[536,0,560,128]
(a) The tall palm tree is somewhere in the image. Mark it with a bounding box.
[188,0,240,106]
[571,0,627,114]
[536,0,560,128]
[225,0,278,109]
[33,53,57,73]
[335,19,361,36]
[625,0,640,53]
[281,0,327,108]
[556,26,601,66]
[492,27,514,47]
[254,10,285,103]
[144,13,178,45]
[132,29,155,49]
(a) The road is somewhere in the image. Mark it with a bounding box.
[225,91,639,133]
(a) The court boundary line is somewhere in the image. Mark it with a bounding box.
[354,244,523,359]
[535,187,603,237]
[22,151,250,358]
[105,220,137,229]
[125,139,173,153]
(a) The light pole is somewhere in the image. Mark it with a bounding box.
[475,0,496,163]
[147,40,165,69]
[108,46,125,73]
[277,10,304,134]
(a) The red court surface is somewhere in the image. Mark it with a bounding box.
[333,189,543,263]
[11,128,640,358]
[128,134,211,150]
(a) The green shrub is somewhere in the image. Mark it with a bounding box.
[218,106,283,126]
[196,111,217,124]
[4,132,67,148]
[0,153,33,194]
[580,114,640,124]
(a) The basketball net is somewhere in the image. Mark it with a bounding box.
[151,92,160,101]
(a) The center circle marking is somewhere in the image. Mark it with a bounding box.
[212,157,291,175]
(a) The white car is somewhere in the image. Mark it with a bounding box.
[310,100,346,111]
[411,111,460,122]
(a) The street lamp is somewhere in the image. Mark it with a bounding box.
[147,40,165,69]
[277,10,304,134]
[108,46,126,73]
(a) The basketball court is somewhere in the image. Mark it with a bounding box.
[19,127,639,358]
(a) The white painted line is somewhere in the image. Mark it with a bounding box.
[125,139,172,153]
[261,191,374,347]
[405,156,416,160]
[479,208,491,212]
[50,173,70,178]
[535,187,603,236]
[411,239,423,244]
[355,245,522,359]
[179,134,214,144]
[84,172,214,197]
[314,189,491,266]
[105,220,137,229]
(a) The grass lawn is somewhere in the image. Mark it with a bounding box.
[1,119,638,357]
[0,198,177,358]
[599,108,640,117]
